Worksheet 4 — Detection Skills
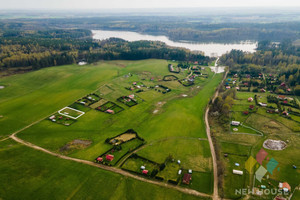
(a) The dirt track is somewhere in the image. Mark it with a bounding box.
[9,134,211,198]
[204,69,228,200]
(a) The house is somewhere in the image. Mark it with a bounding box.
[128,94,135,99]
[260,88,266,93]
[278,95,287,100]
[133,82,137,85]
[96,157,103,162]
[243,111,249,115]
[106,109,115,114]
[282,111,289,116]
[283,100,288,104]
[78,61,87,65]
[106,154,114,161]
[280,82,286,87]
[142,170,148,175]
[243,82,249,86]
[249,105,255,110]
[182,173,192,184]
[233,169,243,175]
[231,121,240,126]
[287,88,291,92]
[226,86,231,89]
[248,97,253,102]
[259,102,267,107]
[279,182,291,192]
[236,87,240,90]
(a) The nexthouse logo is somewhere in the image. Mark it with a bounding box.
[234,148,289,196]
[245,148,279,182]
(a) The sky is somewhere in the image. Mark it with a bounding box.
[1,0,300,10]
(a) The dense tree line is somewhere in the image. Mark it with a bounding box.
[1,16,300,43]
[220,41,300,86]
[0,29,210,71]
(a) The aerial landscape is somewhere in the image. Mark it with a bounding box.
[0,1,300,200]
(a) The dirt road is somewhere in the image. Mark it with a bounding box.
[9,134,211,199]
[204,70,228,200]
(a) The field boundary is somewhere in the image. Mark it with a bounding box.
[58,107,85,119]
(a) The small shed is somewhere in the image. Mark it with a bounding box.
[140,166,146,170]
[182,174,192,185]
[96,157,103,162]
[177,160,181,164]
[231,121,240,126]
[142,170,148,175]
[233,169,243,175]
[188,169,192,174]
[178,170,182,175]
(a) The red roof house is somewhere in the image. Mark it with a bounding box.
[182,173,192,185]
[106,154,114,161]
[106,109,115,114]
[249,105,255,110]
[278,95,287,100]
[142,170,148,175]
[96,157,103,162]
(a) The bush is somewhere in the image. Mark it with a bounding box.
[159,163,166,171]
[151,169,158,177]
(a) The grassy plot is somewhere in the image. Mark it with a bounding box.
[0,63,119,136]
[138,139,212,172]
[0,139,206,200]
[121,155,160,175]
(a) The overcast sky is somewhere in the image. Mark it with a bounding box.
[1,0,300,10]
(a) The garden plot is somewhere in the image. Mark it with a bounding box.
[108,130,138,145]
[95,101,124,114]
[151,85,171,94]
[95,137,145,166]
[58,107,85,119]
[117,96,138,107]
[48,113,76,126]
[157,160,181,183]
[77,93,101,106]
[163,75,178,81]
[121,154,160,177]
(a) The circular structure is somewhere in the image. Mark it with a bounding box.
[263,139,287,150]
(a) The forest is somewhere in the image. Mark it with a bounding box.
[0,29,209,74]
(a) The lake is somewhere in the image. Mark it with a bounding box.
[92,30,257,57]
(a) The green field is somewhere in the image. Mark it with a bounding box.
[0,59,223,198]
[0,139,208,200]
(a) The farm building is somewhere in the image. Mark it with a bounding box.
[233,169,243,175]
[182,173,192,184]
[279,182,291,192]
[231,121,240,126]
[106,154,114,161]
